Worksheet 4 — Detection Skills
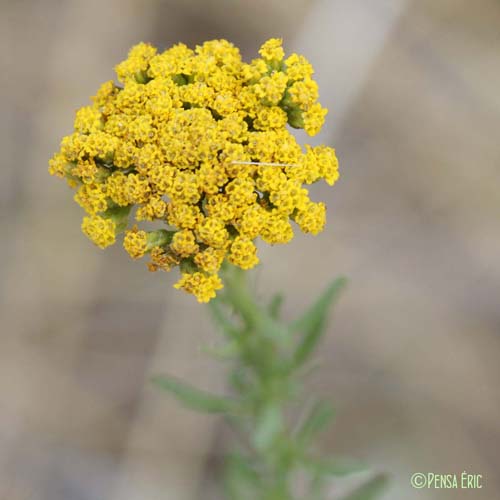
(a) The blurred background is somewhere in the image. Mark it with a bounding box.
[1,0,499,498]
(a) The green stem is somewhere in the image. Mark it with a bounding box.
[220,263,262,327]
[216,264,296,499]
[221,264,289,342]
[206,265,357,499]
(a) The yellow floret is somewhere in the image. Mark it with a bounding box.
[170,172,200,204]
[136,196,166,221]
[196,39,241,67]
[167,201,202,229]
[284,53,314,80]
[92,80,117,109]
[106,172,130,206]
[294,201,326,235]
[198,163,228,194]
[259,38,285,62]
[288,78,319,108]
[123,228,148,258]
[148,43,194,79]
[194,247,226,274]
[225,177,257,207]
[81,215,116,248]
[217,113,248,142]
[228,237,259,270]
[236,205,268,239]
[170,229,199,257]
[148,247,180,272]
[211,92,240,116]
[74,106,103,134]
[48,152,71,178]
[286,145,321,184]
[253,106,288,130]
[196,217,229,249]
[255,165,287,192]
[246,131,281,163]
[254,72,288,105]
[126,174,151,204]
[115,42,157,83]
[303,103,328,136]
[269,180,309,215]
[74,183,108,215]
[174,272,223,303]
[260,210,294,245]
[205,194,236,222]
[148,163,176,194]
[314,145,340,186]
[242,59,268,83]
[113,141,138,168]
[71,159,100,184]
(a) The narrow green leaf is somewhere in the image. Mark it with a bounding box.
[297,401,335,443]
[306,456,367,477]
[201,340,240,361]
[268,292,284,319]
[253,404,283,451]
[151,374,237,414]
[291,277,347,367]
[340,474,389,500]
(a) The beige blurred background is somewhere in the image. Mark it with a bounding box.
[1,0,499,499]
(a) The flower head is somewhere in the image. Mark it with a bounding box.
[49,38,339,302]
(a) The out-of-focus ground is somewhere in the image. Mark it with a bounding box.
[1,0,499,499]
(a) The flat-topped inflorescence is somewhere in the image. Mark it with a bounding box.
[49,38,339,302]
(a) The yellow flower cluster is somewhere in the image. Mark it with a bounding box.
[49,38,339,302]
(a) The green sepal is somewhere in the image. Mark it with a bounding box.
[102,204,132,233]
[96,150,114,167]
[172,74,188,86]
[287,107,305,129]
[62,161,81,185]
[146,229,174,250]
[280,88,294,109]
[266,60,283,72]
[179,258,198,274]
[291,277,347,367]
[134,70,151,84]
[151,374,238,414]
[94,166,112,183]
